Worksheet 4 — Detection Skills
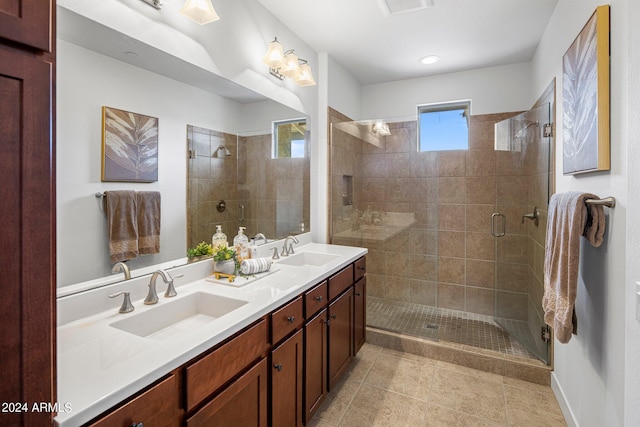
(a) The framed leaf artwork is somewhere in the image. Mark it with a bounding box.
[562,5,610,175]
[101,106,159,182]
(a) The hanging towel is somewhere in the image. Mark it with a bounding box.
[105,190,138,263]
[542,191,606,343]
[136,191,161,255]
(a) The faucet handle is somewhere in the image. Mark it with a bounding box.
[288,243,295,255]
[109,291,134,313]
[165,274,183,298]
[271,247,280,260]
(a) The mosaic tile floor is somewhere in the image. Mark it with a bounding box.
[367,297,538,360]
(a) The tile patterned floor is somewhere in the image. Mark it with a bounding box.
[307,343,567,427]
[367,297,538,360]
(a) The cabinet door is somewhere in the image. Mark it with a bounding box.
[0,47,54,427]
[328,288,354,390]
[88,374,181,427]
[354,277,366,354]
[187,358,268,427]
[0,0,52,51]
[304,309,327,423]
[271,329,303,427]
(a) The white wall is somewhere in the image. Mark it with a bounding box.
[361,61,533,119]
[530,0,632,425]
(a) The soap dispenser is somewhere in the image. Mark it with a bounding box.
[234,227,250,263]
[212,225,228,249]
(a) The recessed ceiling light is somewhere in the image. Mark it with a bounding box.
[124,51,138,57]
[420,55,440,65]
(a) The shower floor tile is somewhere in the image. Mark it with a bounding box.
[367,297,538,361]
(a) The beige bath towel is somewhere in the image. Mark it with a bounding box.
[543,192,606,343]
[105,190,138,263]
[136,191,161,255]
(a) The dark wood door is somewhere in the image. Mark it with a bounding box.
[303,309,327,423]
[328,288,354,390]
[354,277,366,354]
[0,42,55,427]
[271,329,303,427]
[186,358,268,427]
[0,0,52,51]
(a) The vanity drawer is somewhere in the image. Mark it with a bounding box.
[354,256,366,282]
[304,281,328,318]
[88,373,180,427]
[271,296,304,344]
[328,264,354,301]
[185,318,269,412]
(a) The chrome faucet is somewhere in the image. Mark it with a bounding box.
[144,270,181,305]
[281,235,299,257]
[253,233,268,245]
[111,262,131,280]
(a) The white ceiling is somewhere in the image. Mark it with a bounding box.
[257,0,559,85]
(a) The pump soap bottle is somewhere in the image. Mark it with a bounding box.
[212,225,228,249]
[233,227,250,263]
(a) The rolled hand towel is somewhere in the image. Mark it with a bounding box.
[240,257,272,275]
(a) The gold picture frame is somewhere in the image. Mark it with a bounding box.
[101,106,159,182]
[562,5,610,175]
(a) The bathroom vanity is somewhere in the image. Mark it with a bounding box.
[55,240,366,427]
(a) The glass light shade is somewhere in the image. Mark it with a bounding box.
[263,39,285,69]
[294,62,316,86]
[180,0,220,25]
[282,51,302,78]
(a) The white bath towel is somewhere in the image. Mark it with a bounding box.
[240,257,272,275]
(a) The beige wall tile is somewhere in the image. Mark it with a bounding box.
[438,177,466,203]
[438,231,466,258]
[438,283,465,310]
[466,287,495,316]
[438,151,467,177]
[439,204,466,230]
[466,232,495,261]
[438,257,466,284]
[466,149,496,177]
[466,259,495,288]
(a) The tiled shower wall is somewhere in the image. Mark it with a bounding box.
[187,126,310,250]
[330,110,548,323]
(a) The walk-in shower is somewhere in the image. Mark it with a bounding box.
[328,100,553,366]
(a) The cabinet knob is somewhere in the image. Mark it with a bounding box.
[314,296,323,301]
[287,316,295,323]
[273,363,283,372]
[357,266,366,271]
[355,292,361,296]
[330,314,337,320]
[131,423,144,427]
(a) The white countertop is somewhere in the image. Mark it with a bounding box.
[54,241,366,427]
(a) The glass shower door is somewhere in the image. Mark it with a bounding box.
[493,103,551,364]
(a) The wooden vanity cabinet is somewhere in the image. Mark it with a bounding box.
[354,277,366,353]
[328,287,354,390]
[303,309,328,424]
[271,329,304,427]
[186,358,268,427]
[88,374,181,427]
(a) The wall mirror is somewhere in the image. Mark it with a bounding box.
[56,5,310,291]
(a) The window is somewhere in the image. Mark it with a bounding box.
[417,101,470,151]
[273,118,307,158]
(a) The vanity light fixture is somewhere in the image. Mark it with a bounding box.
[138,0,220,25]
[262,37,316,86]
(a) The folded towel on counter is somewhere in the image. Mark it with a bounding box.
[136,191,161,255]
[542,191,606,343]
[105,190,138,263]
[240,257,272,275]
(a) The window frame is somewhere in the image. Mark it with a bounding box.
[272,117,308,159]
[417,100,471,152]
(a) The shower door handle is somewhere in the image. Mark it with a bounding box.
[491,213,506,237]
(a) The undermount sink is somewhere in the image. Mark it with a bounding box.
[277,251,340,267]
[110,292,248,340]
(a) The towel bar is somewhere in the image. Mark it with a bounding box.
[95,192,106,199]
[585,196,615,208]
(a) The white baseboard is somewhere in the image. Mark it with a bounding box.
[551,372,578,427]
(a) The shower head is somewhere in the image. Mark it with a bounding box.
[514,121,539,139]
[213,145,232,157]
